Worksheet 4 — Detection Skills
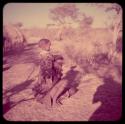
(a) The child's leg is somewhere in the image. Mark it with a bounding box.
[45,78,53,90]
[37,77,53,106]
[32,72,46,100]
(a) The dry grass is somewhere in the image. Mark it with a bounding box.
[3,27,122,121]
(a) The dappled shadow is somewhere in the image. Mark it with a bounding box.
[3,49,23,57]
[4,79,34,98]
[3,79,35,114]
[3,97,35,114]
[3,44,40,114]
[56,66,80,102]
[26,43,38,47]
[89,76,122,121]
[22,43,38,52]
[21,53,40,65]
[3,44,40,66]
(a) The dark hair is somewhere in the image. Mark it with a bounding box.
[38,39,50,48]
[54,55,64,61]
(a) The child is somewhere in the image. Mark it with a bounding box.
[32,39,54,100]
[32,39,64,106]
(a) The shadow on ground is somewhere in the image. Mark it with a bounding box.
[89,76,122,121]
[3,97,35,115]
[56,66,81,103]
[3,79,35,114]
[4,79,34,96]
[3,43,40,66]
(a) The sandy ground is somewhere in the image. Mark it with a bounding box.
[3,41,122,121]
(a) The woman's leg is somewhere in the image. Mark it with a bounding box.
[50,79,68,106]
[56,87,69,105]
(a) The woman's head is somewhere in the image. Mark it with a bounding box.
[54,55,64,69]
[38,39,51,51]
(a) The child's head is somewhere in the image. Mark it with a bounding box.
[38,39,51,51]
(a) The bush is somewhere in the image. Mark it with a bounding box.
[3,24,27,54]
[63,33,112,74]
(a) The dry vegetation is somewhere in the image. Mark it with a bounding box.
[3,3,122,121]
[3,26,122,121]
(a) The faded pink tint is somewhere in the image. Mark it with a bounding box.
[3,3,122,121]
